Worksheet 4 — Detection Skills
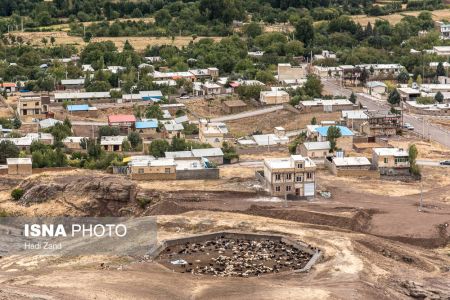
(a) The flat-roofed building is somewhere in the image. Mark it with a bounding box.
[277,63,307,82]
[135,119,158,138]
[62,136,88,150]
[199,119,228,148]
[298,99,355,113]
[18,96,45,116]
[297,141,331,159]
[314,125,354,152]
[372,148,410,176]
[7,158,32,175]
[341,110,368,130]
[61,79,85,90]
[129,158,177,180]
[361,111,401,137]
[260,90,290,105]
[222,100,247,114]
[54,92,111,103]
[100,136,127,152]
[327,156,372,176]
[262,155,316,199]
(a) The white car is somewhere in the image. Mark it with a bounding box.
[179,95,190,99]
[404,123,414,130]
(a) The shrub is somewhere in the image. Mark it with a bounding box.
[11,188,24,201]
[137,197,152,209]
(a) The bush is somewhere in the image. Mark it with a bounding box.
[11,188,24,201]
[0,209,10,217]
[137,197,152,209]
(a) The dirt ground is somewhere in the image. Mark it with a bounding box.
[184,97,252,119]
[227,110,341,136]
[351,8,450,25]
[9,31,222,51]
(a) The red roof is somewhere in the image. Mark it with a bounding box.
[229,82,240,88]
[0,83,17,88]
[108,114,136,124]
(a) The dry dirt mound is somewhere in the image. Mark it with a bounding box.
[13,173,138,216]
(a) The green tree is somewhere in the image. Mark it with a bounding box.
[388,89,401,105]
[145,105,164,119]
[408,144,420,176]
[11,188,24,201]
[435,91,444,103]
[416,74,422,86]
[311,117,317,125]
[122,139,131,152]
[397,71,409,84]
[98,126,120,139]
[349,92,357,104]
[171,137,187,151]
[294,17,314,46]
[148,139,170,157]
[155,9,171,26]
[327,126,342,153]
[243,22,262,38]
[0,140,19,163]
[436,62,446,77]
[127,131,141,150]
[303,75,323,98]
[12,115,21,129]
[87,139,102,159]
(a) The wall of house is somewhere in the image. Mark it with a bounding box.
[337,136,353,152]
[176,168,219,180]
[131,173,176,180]
[8,164,32,175]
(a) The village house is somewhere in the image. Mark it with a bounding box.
[403,101,450,116]
[67,104,98,117]
[162,121,184,139]
[189,68,219,80]
[7,158,32,175]
[199,119,228,148]
[262,155,316,199]
[357,64,403,78]
[222,100,247,114]
[360,111,401,137]
[108,115,136,133]
[398,87,421,101]
[129,158,177,180]
[193,82,222,96]
[312,66,342,78]
[341,110,368,130]
[364,81,387,96]
[298,99,355,113]
[313,50,336,60]
[60,79,85,90]
[326,156,374,177]
[438,22,450,40]
[433,46,450,56]
[165,148,224,165]
[134,119,158,138]
[100,136,127,152]
[277,63,307,82]
[314,125,354,152]
[297,141,331,159]
[251,127,289,146]
[0,82,17,93]
[122,90,163,102]
[260,90,290,105]
[18,95,46,117]
[54,92,111,103]
[372,148,410,176]
[63,136,88,150]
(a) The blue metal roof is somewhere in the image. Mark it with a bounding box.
[67,104,90,112]
[315,126,354,136]
[136,120,158,129]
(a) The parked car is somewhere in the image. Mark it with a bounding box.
[179,95,190,99]
[439,160,450,166]
[403,123,414,130]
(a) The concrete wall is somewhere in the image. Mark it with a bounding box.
[176,168,219,180]
[8,164,32,175]
[32,167,76,174]
[131,173,176,180]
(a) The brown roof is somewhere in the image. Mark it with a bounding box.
[223,100,247,107]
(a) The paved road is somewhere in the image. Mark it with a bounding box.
[322,79,450,148]
[417,159,450,167]
[210,105,284,122]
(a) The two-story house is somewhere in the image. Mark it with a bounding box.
[372,148,410,176]
[263,155,316,199]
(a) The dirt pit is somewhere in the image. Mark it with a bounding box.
[155,233,318,277]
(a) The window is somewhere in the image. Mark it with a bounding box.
[275,186,281,192]
[384,158,388,164]
[286,173,292,180]
[296,176,303,182]
[286,186,291,191]
[35,102,40,106]
[165,168,171,174]
[275,174,281,181]
[23,103,27,107]
[297,163,303,168]
[307,172,313,179]
[138,168,144,174]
